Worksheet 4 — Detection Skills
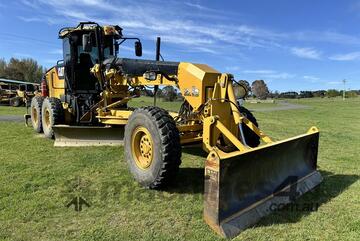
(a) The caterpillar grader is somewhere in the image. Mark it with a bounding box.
[26,22,322,238]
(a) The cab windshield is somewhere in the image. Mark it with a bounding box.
[76,35,114,64]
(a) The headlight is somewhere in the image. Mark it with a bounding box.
[143,71,157,81]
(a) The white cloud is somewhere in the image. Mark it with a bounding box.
[243,69,295,80]
[243,70,276,74]
[18,16,42,22]
[291,47,322,59]
[184,2,212,11]
[49,49,63,55]
[265,72,295,79]
[14,0,292,53]
[225,66,241,71]
[303,75,320,82]
[290,31,360,45]
[327,81,342,85]
[329,51,360,61]
[16,0,360,61]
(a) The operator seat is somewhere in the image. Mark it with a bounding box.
[76,53,97,92]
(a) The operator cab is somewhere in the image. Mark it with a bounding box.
[59,23,116,94]
[56,22,143,124]
[58,22,143,95]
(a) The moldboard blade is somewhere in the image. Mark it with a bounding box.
[204,131,322,238]
[53,125,124,147]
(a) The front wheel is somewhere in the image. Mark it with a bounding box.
[124,106,181,189]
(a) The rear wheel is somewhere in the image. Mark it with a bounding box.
[42,97,64,139]
[124,106,181,189]
[31,96,44,133]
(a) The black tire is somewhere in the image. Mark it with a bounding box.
[124,106,181,189]
[239,106,260,147]
[30,96,44,133]
[41,97,64,139]
[10,97,22,107]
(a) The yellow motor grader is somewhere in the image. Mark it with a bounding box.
[27,22,322,238]
[0,80,39,107]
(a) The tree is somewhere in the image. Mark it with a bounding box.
[162,86,177,102]
[0,58,6,78]
[0,57,45,83]
[251,80,269,99]
[268,90,280,99]
[312,90,326,98]
[299,91,313,98]
[346,90,358,98]
[279,91,298,99]
[326,89,341,98]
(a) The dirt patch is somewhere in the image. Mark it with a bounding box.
[0,115,23,122]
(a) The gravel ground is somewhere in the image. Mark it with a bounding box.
[0,115,24,122]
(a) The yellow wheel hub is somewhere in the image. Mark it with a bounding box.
[131,127,154,169]
[32,106,38,125]
[44,109,51,127]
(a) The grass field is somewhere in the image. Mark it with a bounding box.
[0,98,359,240]
[0,105,26,116]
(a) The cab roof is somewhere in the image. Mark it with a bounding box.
[58,22,122,39]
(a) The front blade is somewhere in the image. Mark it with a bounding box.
[53,125,124,147]
[204,130,322,238]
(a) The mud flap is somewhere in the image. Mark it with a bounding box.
[204,130,322,238]
[53,125,124,147]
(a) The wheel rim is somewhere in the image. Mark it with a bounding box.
[44,108,51,127]
[32,106,38,125]
[131,126,154,170]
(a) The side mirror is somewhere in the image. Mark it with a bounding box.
[135,41,142,57]
[82,34,92,52]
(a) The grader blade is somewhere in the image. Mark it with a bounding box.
[53,125,124,147]
[204,129,322,238]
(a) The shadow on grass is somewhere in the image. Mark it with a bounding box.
[166,167,204,194]
[181,144,207,158]
[164,145,207,194]
[255,170,359,227]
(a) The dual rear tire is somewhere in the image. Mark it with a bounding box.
[30,97,64,138]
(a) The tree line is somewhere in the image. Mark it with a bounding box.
[142,79,359,102]
[250,79,359,99]
[0,58,45,83]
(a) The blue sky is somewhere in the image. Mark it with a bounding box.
[1,0,360,91]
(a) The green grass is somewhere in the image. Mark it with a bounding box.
[0,106,27,116]
[0,98,359,240]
